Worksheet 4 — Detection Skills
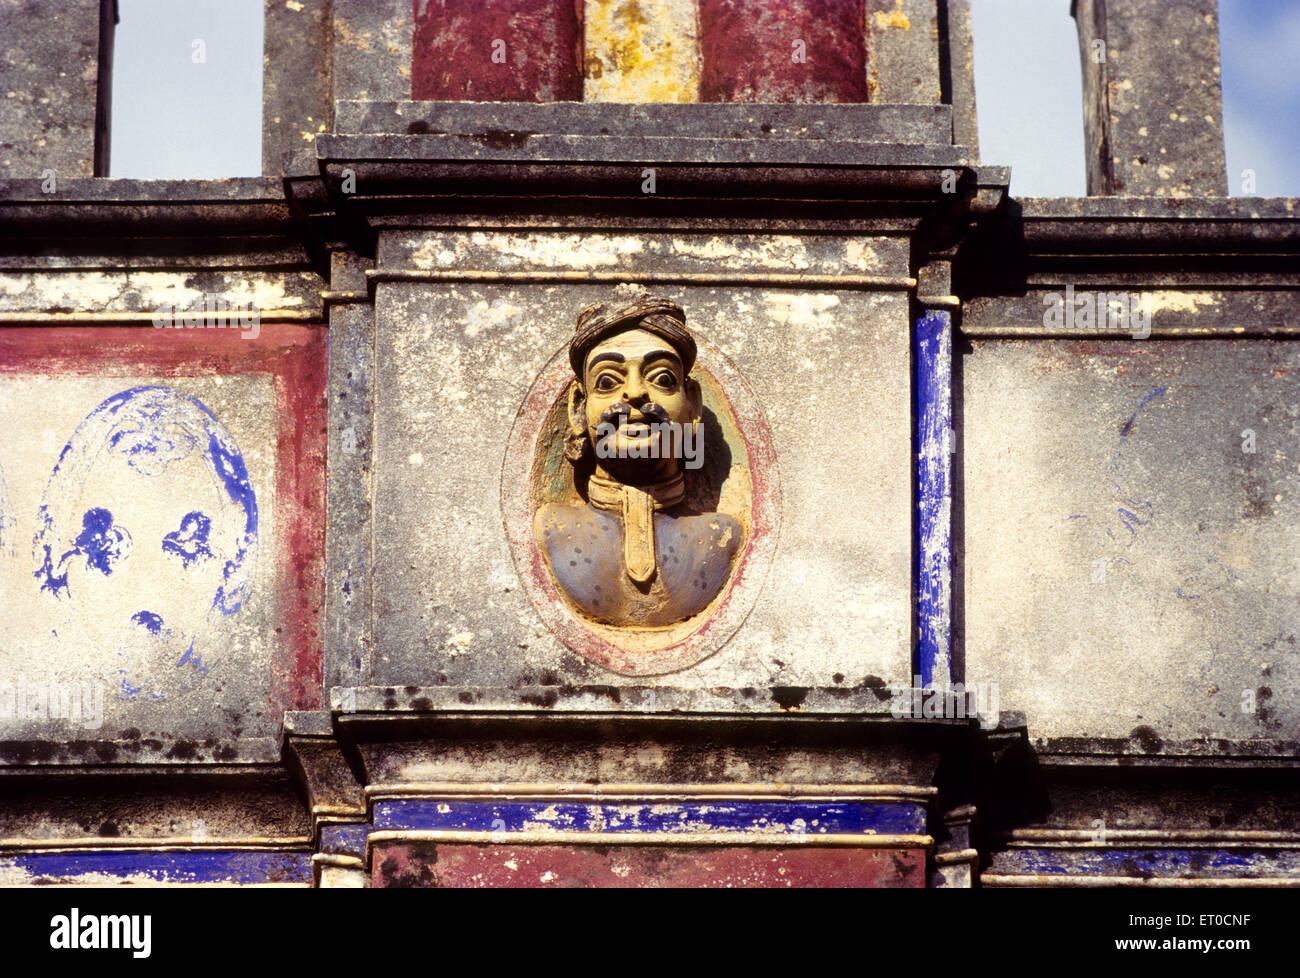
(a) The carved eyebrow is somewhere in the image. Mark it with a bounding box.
[587,352,625,369]
[642,350,682,367]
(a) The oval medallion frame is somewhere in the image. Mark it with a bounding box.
[502,330,780,676]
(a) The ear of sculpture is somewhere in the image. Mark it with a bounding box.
[686,377,703,428]
[563,379,588,463]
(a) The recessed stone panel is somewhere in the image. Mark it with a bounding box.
[964,339,1300,745]
[0,326,327,763]
[369,231,911,693]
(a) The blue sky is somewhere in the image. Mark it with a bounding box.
[971,0,1300,196]
[110,0,1299,198]
[1217,0,1300,197]
[110,0,263,180]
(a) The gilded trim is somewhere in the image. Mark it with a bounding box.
[321,289,370,306]
[0,311,320,324]
[934,848,980,867]
[312,853,365,870]
[982,874,1300,888]
[366,829,933,859]
[997,829,1300,846]
[367,269,916,290]
[364,782,937,807]
[959,324,1300,339]
[0,837,309,852]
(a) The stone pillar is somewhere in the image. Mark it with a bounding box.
[698,0,869,102]
[411,0,582,102]
[940,0,979,156]
[0,0,115,178]
[262,0,333,175]
[582,0,700,103]
[866,0,940,105]
[332,0,412,103]
[1073,0,1227,196]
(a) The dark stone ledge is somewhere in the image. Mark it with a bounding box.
[332,100,956,146]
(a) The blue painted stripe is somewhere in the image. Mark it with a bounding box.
[372,799,927,836]
[319,822,370,857]
[914,309,952,688]
[2,850,312,885]
[993,847,1300,879]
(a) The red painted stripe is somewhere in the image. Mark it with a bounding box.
[699,0,868,103]
[0,325,327,714]
[411,0,583,102]
[373,842,926,887]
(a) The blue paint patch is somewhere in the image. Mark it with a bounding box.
[132,611,164,634]
[116,666,165,702]
[2,850,312,885]
[162,511,215,569]
[320,823,370,857]
[372,799,927,836]
[1129,386,1167,423]
[208,433,258,538]
[72,508,132,574]
[33,386,259,626]
[176,642,209,674]
[1116,506,1151,536]
[1084,388,1168,545]
[994,847,1300,879]
[35,506,131,594]
[33,531,70,596]
[210,428,259,614]
[108,422,197,476]
[914,310,952,688]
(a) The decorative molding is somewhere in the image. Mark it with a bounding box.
[367,828,933,856]
[983,874,1300,888]
[364,782,939,805]
[0,838,308,852]
[0,310,319,325]
[365,269,916,291]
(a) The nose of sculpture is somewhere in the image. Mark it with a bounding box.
[622,369,648,404]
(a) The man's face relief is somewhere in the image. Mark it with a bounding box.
[578,328,699,478]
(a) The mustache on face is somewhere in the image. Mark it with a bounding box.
[598,401,670,428]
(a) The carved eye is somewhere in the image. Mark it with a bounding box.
[593,372,621,392]
[649,369,679,391]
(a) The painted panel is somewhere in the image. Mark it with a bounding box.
[373,798,928,835]
[373,841,924,887]
[0,850,313,886]
[915,311,952,687]
[583,0,700,102]
[698,0,868,103]
[411,0,582,102]
[989,846,1300,881]
[0,326,326,761]
[320,822,370,857]
[370,269,911,689]
[964,339,1300,744]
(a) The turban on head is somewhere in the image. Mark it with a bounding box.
[569,296,695,378]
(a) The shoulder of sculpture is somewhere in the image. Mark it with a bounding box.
[659,509,744,556]
[534,501,617,541]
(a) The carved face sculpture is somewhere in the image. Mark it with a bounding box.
[535,297,744,631]
[577,327,702,487]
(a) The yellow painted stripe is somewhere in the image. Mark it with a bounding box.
[583,0,701,103]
